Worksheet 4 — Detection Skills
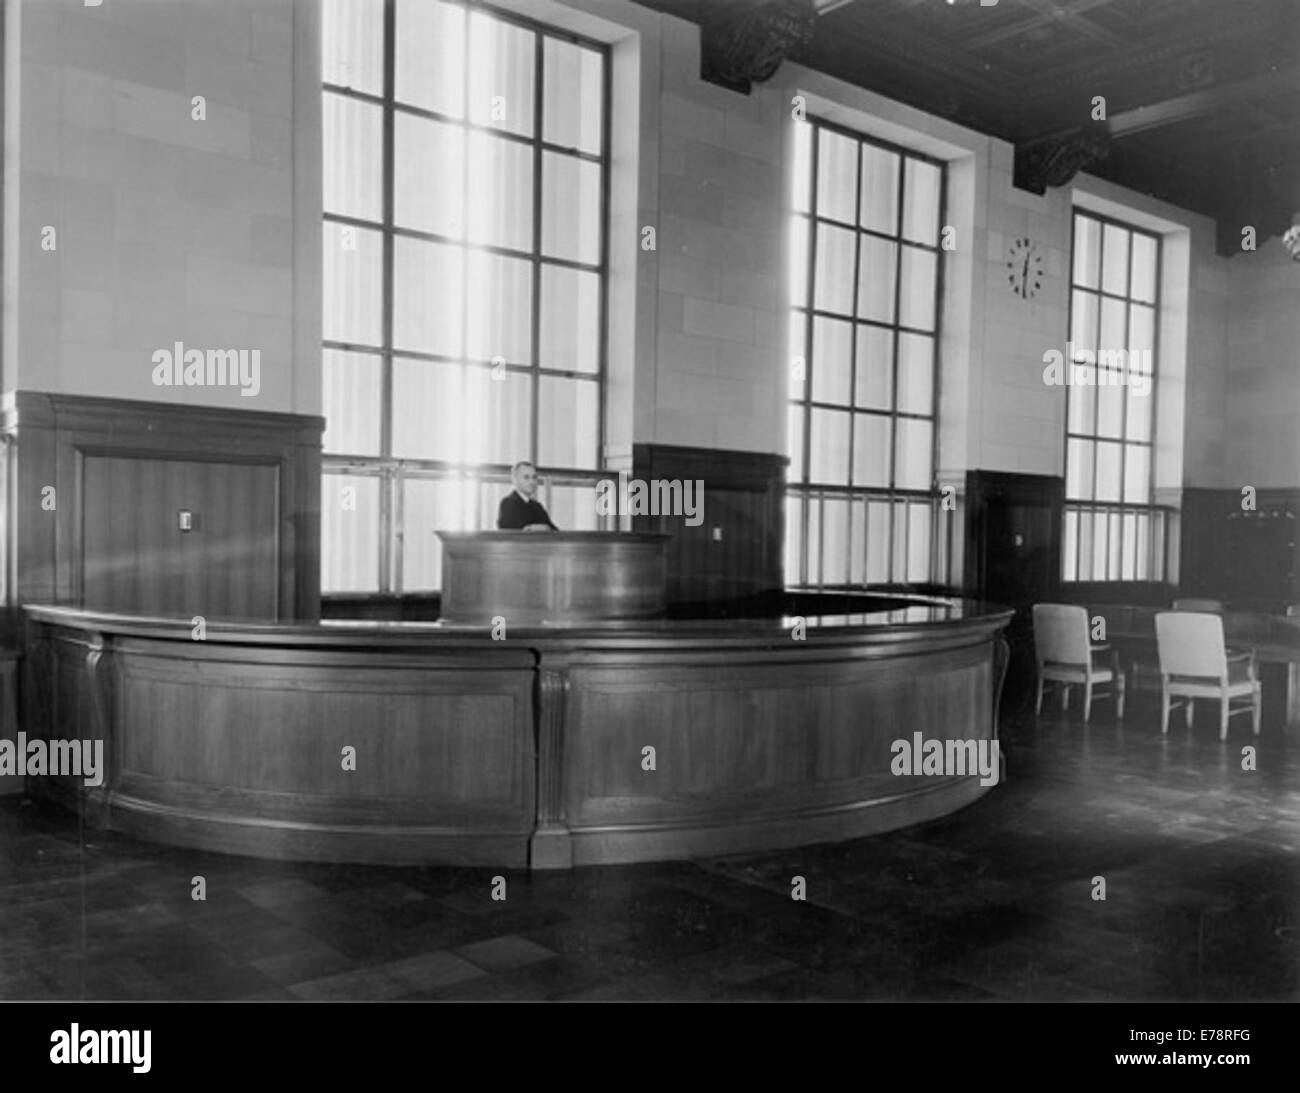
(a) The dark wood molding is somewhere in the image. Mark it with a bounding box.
[1014,127,1111,195]
[700,0,817,94]
[3,391,324,622]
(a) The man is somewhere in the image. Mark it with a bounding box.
[497,461,558,532]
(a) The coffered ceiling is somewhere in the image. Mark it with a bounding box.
[634,0,1300,254]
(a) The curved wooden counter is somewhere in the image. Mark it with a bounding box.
[22,599,1012,869]
[436,531,670,624]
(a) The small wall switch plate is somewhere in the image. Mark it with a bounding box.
[179,510,193,532]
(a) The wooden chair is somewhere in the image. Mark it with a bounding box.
[1172,598,1224,613]
[1032,603,1125,721]
[1154,611,1260,740]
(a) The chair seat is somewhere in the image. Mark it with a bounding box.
[1166,676,1258,699]
[1042,661,1116,684]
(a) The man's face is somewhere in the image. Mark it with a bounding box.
[513,464,539,498]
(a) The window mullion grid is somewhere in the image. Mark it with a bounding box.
[379,0,397,594]
[800,123,821,586]
[530,28,544,469]
[846,133,865,586]
[887,155,907,584]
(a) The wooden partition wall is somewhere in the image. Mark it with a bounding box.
[630,443,786,608]
[2,391,324,627]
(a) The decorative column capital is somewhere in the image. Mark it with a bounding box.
[1014,128,1111,195]
[701,0,817,94]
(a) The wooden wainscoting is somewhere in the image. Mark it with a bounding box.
[3,392,323,622]
[1180,486,1300,609]
[630,443,786,608]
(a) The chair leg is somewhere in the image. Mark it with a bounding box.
[1219,694,1229,742]
[1061,684,1069,712]
[1083,679,1093,722]
[1160,683,1170,734]
[1035,674,1044,716]
[1116,672,1126,721]
[1253,687,1262,736]
[1186,699,1194,729]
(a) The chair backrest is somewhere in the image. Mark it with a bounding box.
[1032,603,1091,665]
[1155,611,1227,678]
[1287,604,1300,619]
[1172,597,1224,614]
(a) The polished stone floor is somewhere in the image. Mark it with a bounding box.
[2,683,1298,1001]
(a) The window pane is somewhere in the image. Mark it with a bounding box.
[822,497,850,585]
[391,359,465,462]
[323,0,383,94]
[1073,215,1100,289]
[1101,223,1129,294]
[1071,289,1098,353]
[896,333,933,416]
[542,152,602,264]
[814,223,856,315]
[543,39,602,155]
[811,317,852,405]
[1124,444,1150,503]
[1121,512,1137,580]
[856,235,897,324]
[786,494,805,585]
[323,350,381,455]
[810,408,850,484]
[539,265,601,373]
[894,418,931,490]
[1062,509,1078,581]
[854,325,892,410]
[805,495,821,585]
[907,502,932,582]
[467,11,535,137]
[1067,375,1096,436]
[1095,442,1121,502]
[898,245,936,331]
[866,501,890,584]
[468,131,533,250]
[323,94,382,221]
[901,159,940,245]
[851,413,889,488]
[849,496,867,584]
[1126,379,1153,441]
[539,376,598,468]
[1066,439,1093,500]
[466,251,532,364]
[547,483,601,531]
[323,222,383,345]
[394,113,464,237]
[1130,232,1157,304]
[393,238,463,356]
[815,128,857,223]
[322,473,380,592]
[1099,297,1126,359]
[1096,369,1123,438]
[859,143,899,235]
[465,364,532,466]
[404,477,475,592]
[395,0,464,115]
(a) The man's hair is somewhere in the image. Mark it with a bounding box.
[512,461,536,474]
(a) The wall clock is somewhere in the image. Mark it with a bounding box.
[1006,236,1044,299]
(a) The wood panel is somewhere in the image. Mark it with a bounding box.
[2,391,323,624]
[82,457,280,619]
[1180,487,1300,609]
[631,443,786,608]
[24,600,1012,869]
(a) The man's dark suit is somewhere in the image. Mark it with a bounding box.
[497,491,557,530]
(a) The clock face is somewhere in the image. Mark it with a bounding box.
[1006,237,1044,299]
